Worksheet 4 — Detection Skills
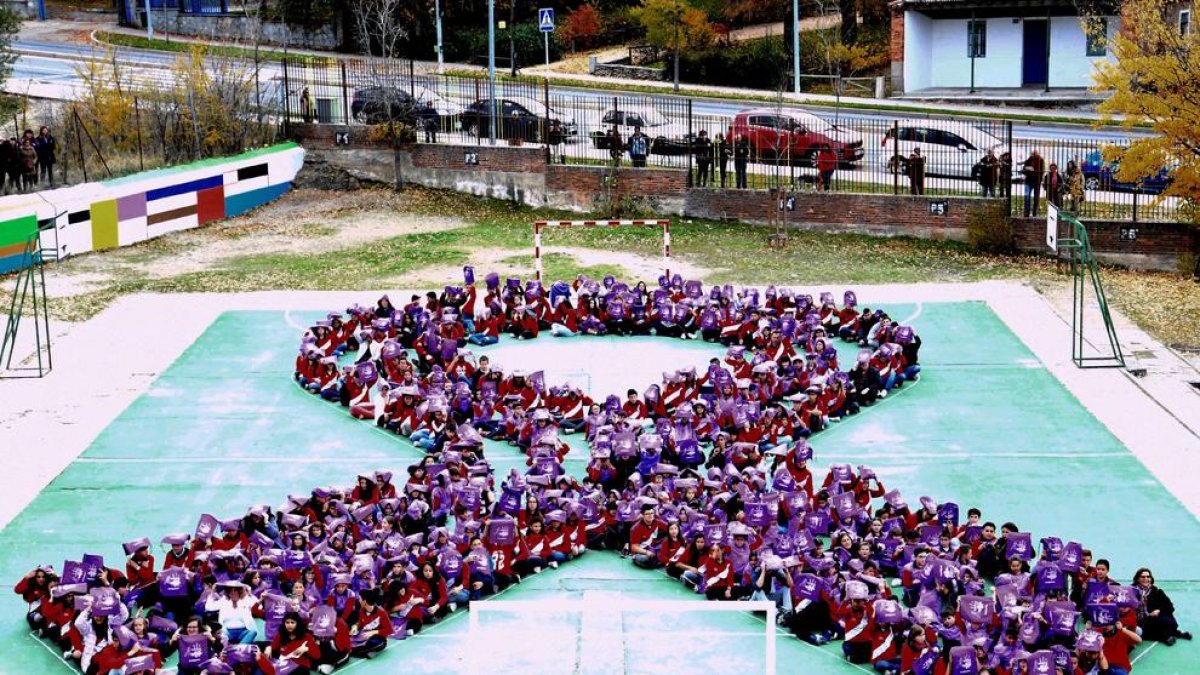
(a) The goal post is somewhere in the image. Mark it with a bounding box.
[467,598,777,674]
[532,219,671,281]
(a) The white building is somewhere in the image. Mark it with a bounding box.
[889,0,1120,94]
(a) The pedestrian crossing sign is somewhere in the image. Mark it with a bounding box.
[539,8,555,32]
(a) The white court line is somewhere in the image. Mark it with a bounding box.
[1130,641,1157,665]
[283,309,305,331]
[901,301,923,326]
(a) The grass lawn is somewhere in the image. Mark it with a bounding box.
[5,185,1198,350]
[94,31,334,65]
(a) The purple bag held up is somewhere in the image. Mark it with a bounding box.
[158,566,190,598]
[496,484,523,516]
[488,517,517,546]
[957,595,995,625]
[1005,532,1033,561]
[947,646,978,675]
[178,633,212,668]
[744,502,770,528]
[311,605,338,639]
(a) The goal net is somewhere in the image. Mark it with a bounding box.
[532,220,671,281]
[466,596,777,674]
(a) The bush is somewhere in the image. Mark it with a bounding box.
[677,37,789,89]
[966,201,1016,254]
[443,25,566,67]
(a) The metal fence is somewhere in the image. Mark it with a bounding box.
[281,60,1181,223]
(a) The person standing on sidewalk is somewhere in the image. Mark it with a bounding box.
[816,144,837,192]
[693,130,712,187]
[734,135,750,189]
[1022,149,1045,217]
[907,147,925,195]
[35,126,56,187]
[717,133,730,188]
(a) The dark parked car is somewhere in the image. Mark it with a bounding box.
[351,87,438,126]
[459,98,576,143]
[1081,150,1172,194]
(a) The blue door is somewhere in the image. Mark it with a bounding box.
[1022,20,1049,86]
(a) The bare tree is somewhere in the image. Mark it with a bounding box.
[351,0,407,59]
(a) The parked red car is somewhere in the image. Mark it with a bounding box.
[729,108,865,165]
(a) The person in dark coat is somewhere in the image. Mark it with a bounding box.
[1134,568,1192,645]
[733,135,750,189]
[977,148,999,197]
[693,130,712,187]
[907,147,925,195]
[1022,149,1045,216]
[717,132,731,188]
[35,127,56,187]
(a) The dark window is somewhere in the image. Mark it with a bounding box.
[1181,10,1191,36]
[1086,18,1108,57]
[968,20,987,58]
[626,114,645,127]
[602,111,620,124]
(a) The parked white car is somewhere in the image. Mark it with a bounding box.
[881,120,1010,179]
[588,106,693,155]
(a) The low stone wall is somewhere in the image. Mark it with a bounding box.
[146,13,340,50]
[295,131,1197,272]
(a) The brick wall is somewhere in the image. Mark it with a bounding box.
[1013,216,1197,270]
[545,165,689,212]
[410,143,546,173]
[890,9,905,62]
[686,189,977,240]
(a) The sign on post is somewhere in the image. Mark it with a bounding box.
[539,8,554,65]
[1046,203,1059,252]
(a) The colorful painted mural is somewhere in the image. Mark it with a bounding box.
[0,143,305,274]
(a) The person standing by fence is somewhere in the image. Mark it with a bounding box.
[816,144,837,191]
[35,126,55,187]
[717,133,730,188]
[300,87,315,124]
[607,127,623,167]
[907,147,925,195]
[1043,162,1064,209]
[0,138,17,194]
[977,149,999,197]
[1065,159,1085,214]
[18,137,37,192]
[1022,149,1045,217]
[548,120,565,164]
[693,130,712,187]
[628,127,648,168]
[734,135,750,189]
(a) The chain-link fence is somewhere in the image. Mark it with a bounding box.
[280,59,1181,224]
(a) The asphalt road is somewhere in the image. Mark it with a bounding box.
[9,37,1148,145]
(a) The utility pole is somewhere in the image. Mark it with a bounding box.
[144,0,154,39]
[792,0,800,92]
[673,1,680,92]
[488,0,498,144]
[435,0,445,73]
[510,0,518,77]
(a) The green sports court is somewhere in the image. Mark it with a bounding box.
[1,296,1196,673]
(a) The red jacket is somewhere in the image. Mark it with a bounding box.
[268,634,321,669]
[355,604,394,637]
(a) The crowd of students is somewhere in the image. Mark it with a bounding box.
[13,272,1189,675]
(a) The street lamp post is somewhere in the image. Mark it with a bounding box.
[792,0,800,92]
[488,0,497,144]
[435,0,445,74]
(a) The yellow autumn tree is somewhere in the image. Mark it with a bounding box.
[1092,0,1200,220]
[635,0,714,53]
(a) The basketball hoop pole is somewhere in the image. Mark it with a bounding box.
[532,220,672,282]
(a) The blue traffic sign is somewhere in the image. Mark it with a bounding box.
[538,8,555,32]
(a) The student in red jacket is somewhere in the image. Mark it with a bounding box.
[700,543,734,600]
[350,589,392,658]
[838,581,876,664]
[628,506,667,569]
[412,562,450,623]
[265,612,321,674]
